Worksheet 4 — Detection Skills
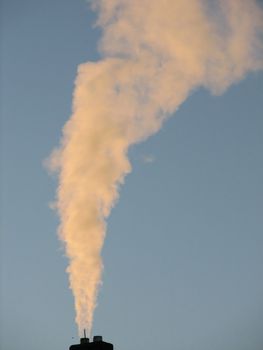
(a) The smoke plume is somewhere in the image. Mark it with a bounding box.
[49,0,263,335]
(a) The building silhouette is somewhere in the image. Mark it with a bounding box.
[70,335,113,350]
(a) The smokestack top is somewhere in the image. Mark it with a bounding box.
[70,335,113,350]
[93,336,103,342]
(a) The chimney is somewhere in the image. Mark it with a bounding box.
[69,334,113,350]
[93,336,103,342]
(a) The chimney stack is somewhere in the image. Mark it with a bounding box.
[69,334,113,350]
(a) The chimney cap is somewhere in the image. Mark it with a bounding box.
[80,338,89,344]
[93,336,103,342]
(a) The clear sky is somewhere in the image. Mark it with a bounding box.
[1,1,263,350]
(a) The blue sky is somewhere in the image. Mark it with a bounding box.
[1,1,263,350]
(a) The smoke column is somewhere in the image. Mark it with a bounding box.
[49,0,263,335]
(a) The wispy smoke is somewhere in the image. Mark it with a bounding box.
[49,0,263,335]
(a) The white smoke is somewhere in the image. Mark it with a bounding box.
[49,0,263,335]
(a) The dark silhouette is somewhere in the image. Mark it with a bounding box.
[70,334,113,350]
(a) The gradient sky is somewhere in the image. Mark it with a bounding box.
[1,1,263,350]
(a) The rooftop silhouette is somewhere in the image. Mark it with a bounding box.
[70,335,113,350]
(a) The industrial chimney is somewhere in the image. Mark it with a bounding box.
[70,333,113,350]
